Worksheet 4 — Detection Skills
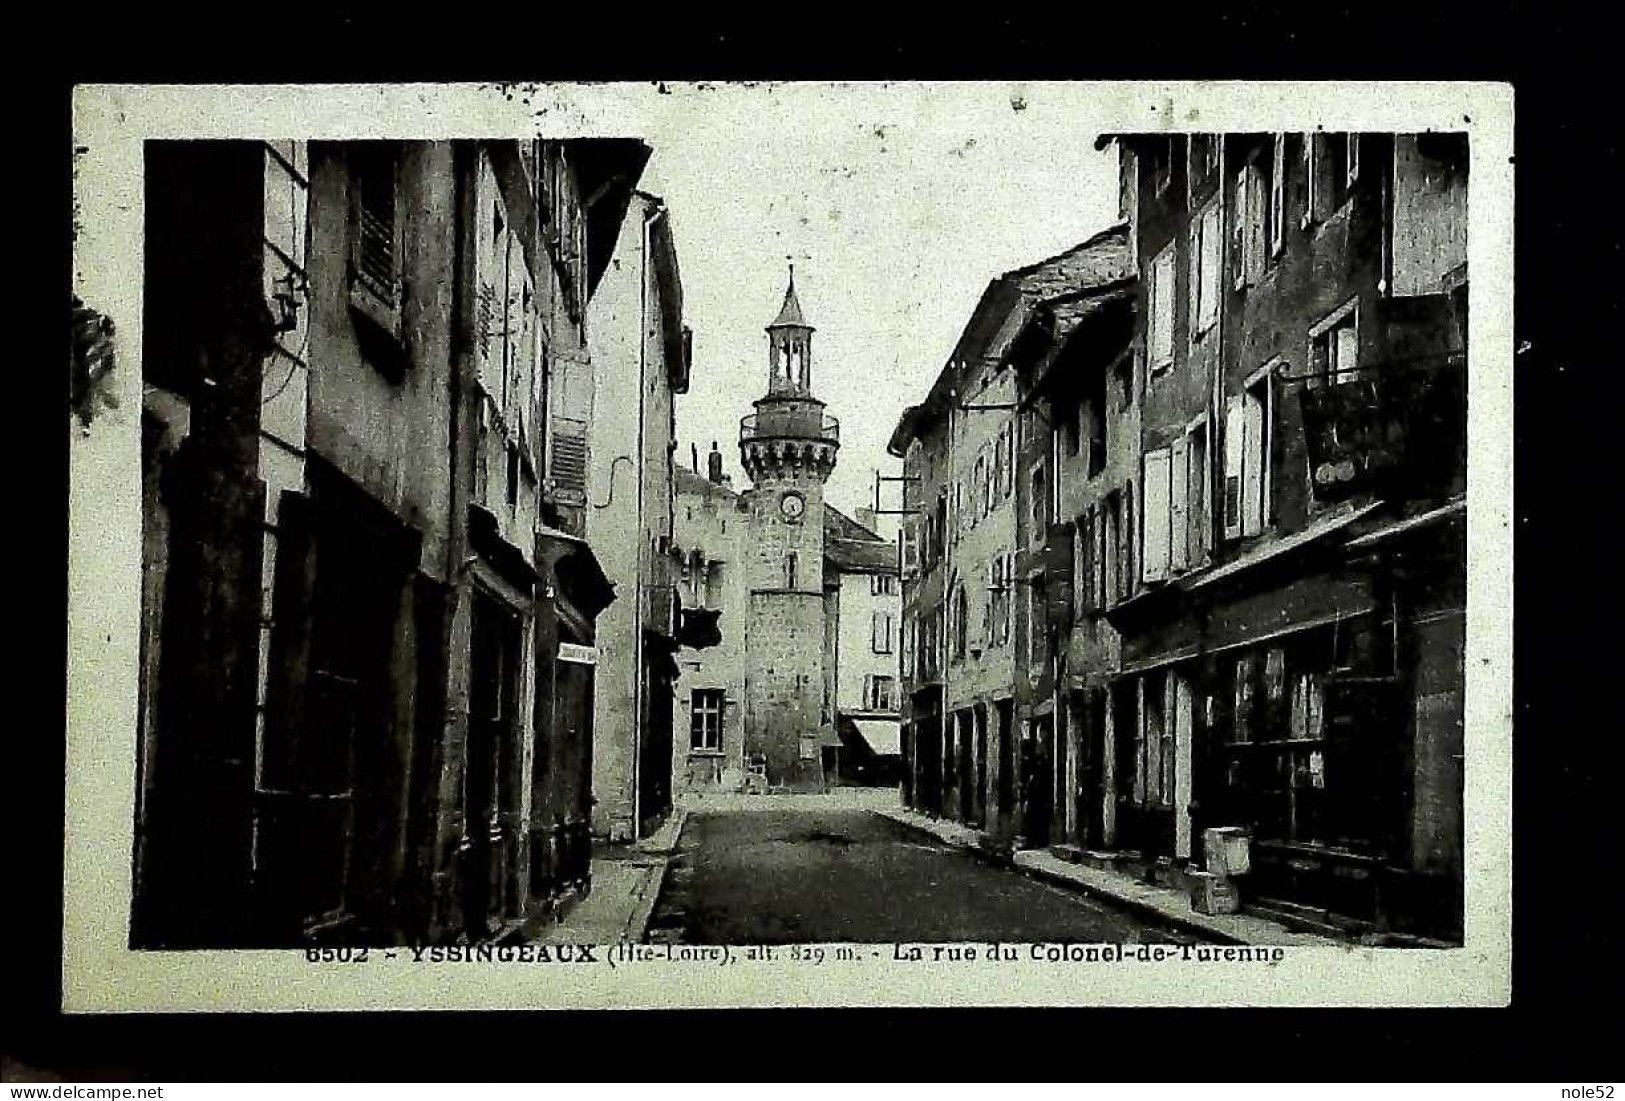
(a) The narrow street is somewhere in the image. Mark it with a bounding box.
[646,801,1201,945]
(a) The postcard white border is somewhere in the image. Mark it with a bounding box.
[65,80,1513,1010]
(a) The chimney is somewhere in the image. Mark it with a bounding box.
[855,507,878,534]
[707,441,724,485]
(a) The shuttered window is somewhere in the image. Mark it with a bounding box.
[351,144,400,306]
[550,417,588,503]
[1223,395,1246,540]
[1223,375,1273,539]
[1241,380,1267,535]
[1234,162,1267,290]
[1141,448,1173,583]
[1195,202,1223,335]
[1270,135,1287,257]
[1169,437,1189,572]
[1187,421,1209,565]
[899,517,919,578]
[1148,245,1176,371]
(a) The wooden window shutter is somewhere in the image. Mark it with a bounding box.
[1223,394,1246,540]
[1188,221,1202,328]
[1270,135,1287,256]
[353,145,400,306]
[1092,507,1106,608]
[1169,436,1189,572]
[1150,249,1175,367]
[1242,387,1267,535]
[1142,448,1173,583]
[1245,164,1268,285]
[1232,167,1248,291]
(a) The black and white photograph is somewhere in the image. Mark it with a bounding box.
[62,80,1513,1011]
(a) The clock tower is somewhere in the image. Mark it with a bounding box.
[738,265,840,790]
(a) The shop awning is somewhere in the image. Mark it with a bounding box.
[850,719,902,757]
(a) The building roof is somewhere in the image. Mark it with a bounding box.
[826,536,897,574]
[567,139,655,303]
[887,223,1133,456]
[767,267,812,330]
[824,504,896,575]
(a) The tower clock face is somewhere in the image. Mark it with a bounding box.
[780,491,806,522]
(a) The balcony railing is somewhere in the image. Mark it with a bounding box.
[739,411,841,443]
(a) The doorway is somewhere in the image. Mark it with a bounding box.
[463,589,521,941]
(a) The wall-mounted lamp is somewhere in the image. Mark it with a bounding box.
[271,270,308,335]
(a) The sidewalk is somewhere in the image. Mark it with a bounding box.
[870,801,1340,948]
[527,807,689,945]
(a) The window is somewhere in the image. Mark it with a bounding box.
[864,675,898,712]
[871,573,898,596]
[1185,419,1210,567]
[1152,136,1175,194]
[1073,511,1094,619]
[1086,365,1107,478]
[1309,301,1360,388]
[1066,404,1083,456]
[1028,578,1046,672]
[1187,133,1221,199]
[1148,245,1176,372]
[899,519,919,579]
[1224,367,1274,539]
[1192,201,1223,336]
[1141,447,1173,583]
[1103,491,1121,608]
[987,552,1013,648]
[1116,354,1135,411]
[951,584,968,662]
[1306,133,1353,224]
[972,454,985,525]
[690,689,724,752]
[1232,160,1267,290]
[348,142,404,347]
[871,610,895,654]
[785,552,798,590]
[982,444,996,517]
[1030,462,1047,547]
[901,616,915,679]
[1121,484,1135,603]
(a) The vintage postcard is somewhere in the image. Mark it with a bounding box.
[65,80,1512,1010]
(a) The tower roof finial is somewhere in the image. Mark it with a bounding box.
[768,258,812,331]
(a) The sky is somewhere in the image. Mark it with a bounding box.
[631,83,1123,530]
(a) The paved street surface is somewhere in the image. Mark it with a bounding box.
[647,803,1200,944]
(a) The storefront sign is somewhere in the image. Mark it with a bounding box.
[558,642,597,666]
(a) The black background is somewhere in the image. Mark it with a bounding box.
[15,5,1610,1082]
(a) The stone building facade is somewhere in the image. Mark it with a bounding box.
[127,138,648,948]
[892,132,1467,943]
[736,271,842,791]
[586,190,690,842]
[668,271,899,796]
